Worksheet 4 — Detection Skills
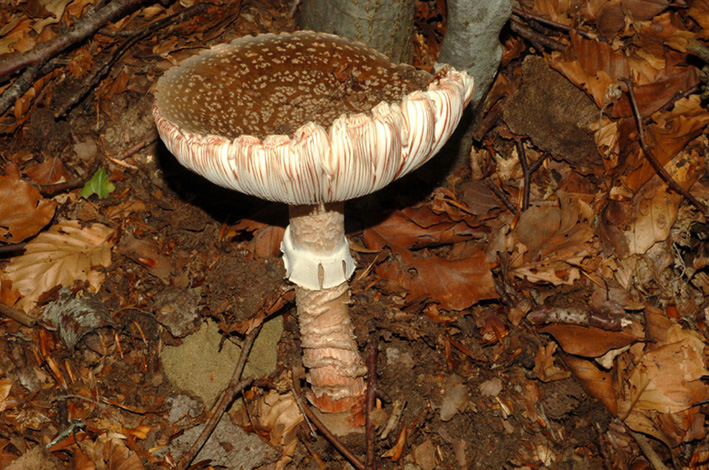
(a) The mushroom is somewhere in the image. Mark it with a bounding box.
[153,31,473,430]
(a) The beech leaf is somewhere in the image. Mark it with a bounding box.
[2,220,115,311]
[0,167,57,243]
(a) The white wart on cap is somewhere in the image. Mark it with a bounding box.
[153,31,474,206]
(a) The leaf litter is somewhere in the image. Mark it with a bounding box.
[0,0,709,469]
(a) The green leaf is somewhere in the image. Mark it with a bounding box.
[80,168,115,199]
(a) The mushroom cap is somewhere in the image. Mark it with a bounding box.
[154,31,474,205]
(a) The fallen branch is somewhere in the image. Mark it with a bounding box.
[626,77,708,214]
[54,3,208,117]
[485,179,519,215]
[0,302,36,328]
[509,19,566,52]
[0,60,59,118]
[516,140,549,211]
[0,0,148,83]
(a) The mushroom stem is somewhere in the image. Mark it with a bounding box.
[288,203,367,423]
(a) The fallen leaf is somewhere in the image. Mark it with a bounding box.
[564,355,618,415]
[508,192,594,285]
[2,220,115,311]
[540,324,641,357]
[0,166,57,243]
[251,391,303,467]
[376,247,496,311]
[365,204,483,251]
[534,342,571,382]
[24,158,73,185]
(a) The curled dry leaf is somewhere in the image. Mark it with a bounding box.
[0,166,57,243]
[617,306,709,446]
[251,390,303,468]
[534,342,571,383]
[74,433,145,470]
[620,136,707,256]
[508,192,594,285]
[541,324,642,358]
[2,220,115,311]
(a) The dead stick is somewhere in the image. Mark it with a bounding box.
[485,179,519,214]
[511,7,594,39]
[55,3,208,117]
[292,373,365,470]
[0,0,148,82]
[0,243,26,257]
[515,140,531,211]
[509,19,566,52]
[0,303,36,328]
[627,429,672,470]
[626,77,708,214]
[0,60,58,117]
[175,324,262,470]
[365,339,378,470]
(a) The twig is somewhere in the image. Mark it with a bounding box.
[55,3,208,117]
[365,339,378,470]
[626,77,708,214]
[0,60,59,117]
[0,0,148,83]
[292,372,365,470]
[510,19,566,52]
[511,7,594,40]
[485,179,519,214]
[0,302,36,327]
[515,140,549,211]
[516,140,530,211]
[175,324,262,470]
[0,243,26,257]
[627,429,671,470]
[37,157,100,196]
[98,3,208,38]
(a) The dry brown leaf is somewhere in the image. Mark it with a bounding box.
[24,158,73,185]
[76,434,144,470]
[616,307,709,446]
[508,192,594,285]
[533,342,571,382]
[540,324,641,357]
[621,137,706,256]
[564,355,619,415]
[0,379,11,413]
[625,97,709,192]
[251,391,303,468]
[2,220,114,311]
[364,204,482,251]
[621,0,669,20]
[376,247,497,311]
[0,166,57,243]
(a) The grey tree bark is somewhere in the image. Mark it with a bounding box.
[298,0,415,63]
[436,0,512,108]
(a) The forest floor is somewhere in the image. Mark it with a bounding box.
[1,1,709,469]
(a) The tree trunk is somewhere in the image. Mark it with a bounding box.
[298,0,415,63]
[436,0,512,107]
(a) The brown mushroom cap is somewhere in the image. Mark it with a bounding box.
[154,31,474,205]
